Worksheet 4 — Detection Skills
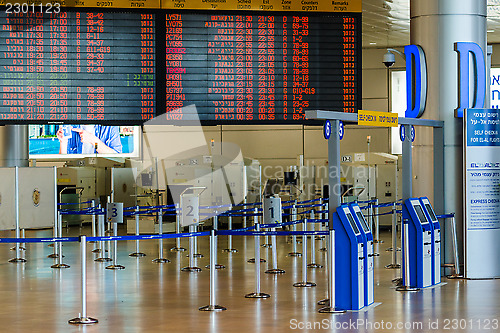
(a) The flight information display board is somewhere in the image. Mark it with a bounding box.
[0,10,155,123]
[164,12,361,123]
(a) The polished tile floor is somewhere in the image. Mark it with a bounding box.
[0,227,498,333]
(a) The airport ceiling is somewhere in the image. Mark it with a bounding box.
[362,0,500,48]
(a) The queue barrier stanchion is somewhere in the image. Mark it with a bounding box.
[245,213,271,299]
[129,206,146,257]
[288,204,301,257]
[445,213,463,279]
[89,200,97,244]
[318,229,346,313]
[396,218,420,292]
[293,219,316,287]
[319,202,328,252]
[385,203,401,269]
[206,214,224,269]
[69,235,98,325]
[171,203,186,252]
[247,208,266,263]
[182,224,202,272]
[11,228,26,252]
[307,211,322,269]
[153,208,170,263]
[52,212,70,269]
[106,204,125,270]
[265,218,285,275]
[223,214,238,253]
[95,212,112,262]
[373,199,383,244]
[199,229,227,312]
[48,207,60,258]
[92,204,103,254]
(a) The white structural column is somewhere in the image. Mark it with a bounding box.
[410,0,487,267]
[0,126,29,167]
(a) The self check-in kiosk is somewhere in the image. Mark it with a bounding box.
[419,197,441,285]
[349,203,374,307]
[402,198,433,288]
[333,205,365,310]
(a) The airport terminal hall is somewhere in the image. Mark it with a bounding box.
[1,0,500,332]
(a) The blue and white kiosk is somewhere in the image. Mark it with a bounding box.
[333,205,365,310]
[402,198,433,288]
[349,203,374,306]
[419,197,441,285]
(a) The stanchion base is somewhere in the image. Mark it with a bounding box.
[47,253,63,258]
[315,236,325,240]
[181,266,202,272]
[319,248,327,252]
[247,258,266,263]
[8,258,27,263]
[170,247,187,252]
[293,281,316,287]
[88,241,97,244]
[51,263,70,269]
[205,264,226,269]
[446,274,464,280]
[245,292,270,299]
[265,268,286,274]
[129,252,146,257]
[10,246,26,251]
[95,257,112,262]
[223,248,238,253]
[288,252,302,257]
[68,317,98,325]
[48,243,54,248]
[392,278,403,285]
[374,239,384,244]
[307,263,323,269]
[261,244,272,248]
[396,286,420,292]
[318,306,346,314]
[106,264,125,270]
[199,305,227,312]
[317,298,328,306]
[385,264,401,269]
[152,258,171,263]
[92,249,102,253]
[373,253,380,257]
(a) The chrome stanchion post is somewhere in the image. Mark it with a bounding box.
[95,212,111,262]
[294,219,316,287]
[319,202,328,252]
[92,203,103,254]
[52,212,70,268]
[307,211,322,268]
[182,224,202,272]
[319,229,345,313]
[10,167,26,263]
[373,199,383,243]
[223,212,238,253]
[288,204,301,257]
[247,208,266,263]
[396,218,419,292]
[153,208,170,263]
[129,206,146,257]
[69,235,98,325]
[200,230,227,311]
[106,220,125,270]
[447,213,463,279]
[245,222,270,298]
[266,221,285,274]
[89,200,97,244]
[206,214,224,269]
[171,203,186,252]
[386,203,401,269]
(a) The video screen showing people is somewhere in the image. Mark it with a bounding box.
[29,125,138,157]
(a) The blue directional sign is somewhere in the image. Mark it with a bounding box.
[323,120,332,140]
[339,120,345,140]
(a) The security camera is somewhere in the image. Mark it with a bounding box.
[383,51,396,68]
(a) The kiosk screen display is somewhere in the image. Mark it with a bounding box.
[346,213,359,234]
[414,205,428,224]
[356,211,370,233]
[424,203,437,221]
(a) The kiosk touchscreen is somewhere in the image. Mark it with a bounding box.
[403,198,433,288]
[348,203,374,307]
[333,205,365,310]
[419,197,441,285]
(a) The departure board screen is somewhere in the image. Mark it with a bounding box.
[0,10,155,123]
[164,12,361,123]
